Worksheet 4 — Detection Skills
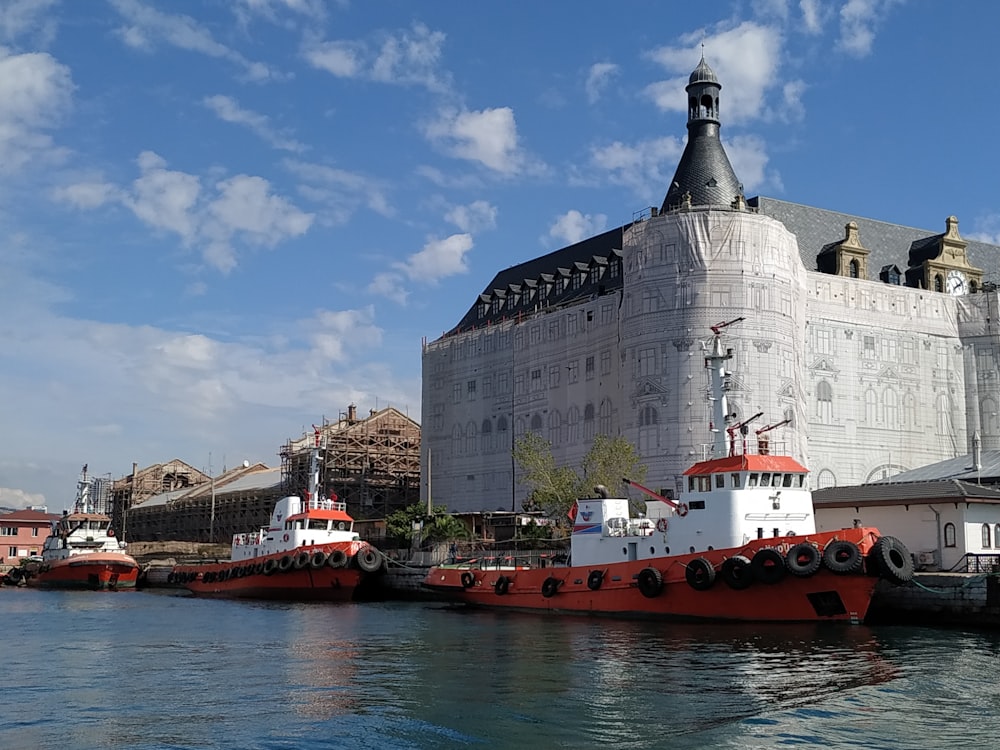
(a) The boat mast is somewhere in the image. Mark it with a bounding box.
[308,424,322,508]
[705,318,744,458]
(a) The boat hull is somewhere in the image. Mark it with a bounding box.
[173,544,381,602]
[424,528,891,623]
[33,552,140,591]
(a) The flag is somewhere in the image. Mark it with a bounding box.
[567,501,578,523]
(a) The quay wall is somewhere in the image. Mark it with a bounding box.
[868,572,1000,627]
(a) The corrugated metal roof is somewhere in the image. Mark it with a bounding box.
[137,468,283,509]
[869,450,1000,484]
[813,478,1000,507]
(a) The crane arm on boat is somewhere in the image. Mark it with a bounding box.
[622,478,684,512]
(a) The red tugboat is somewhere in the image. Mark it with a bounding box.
[424,321,914,623]
[172,428,385,601]
[31,466,139,591]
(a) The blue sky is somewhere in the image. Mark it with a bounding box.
[2,0,998,511]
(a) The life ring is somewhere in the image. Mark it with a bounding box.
[541,576,561,598]
[750,547,786,584]
[282,533,290,542]
[868,536,914,585]
[460,571,475,588]
[720,555,753,590]
[310,550,328,569]
[822,540,862,575]
[655,518,669,533]
[327,549,348,569]
[107,528,115,537]
[676,503,689,517]
[278,555,294,572]
[587,569,604,591]
[636,567,663,598]
[494,576,510,596]
[355,547,382,573]
[785,542,821,577]
[685,557,715,591]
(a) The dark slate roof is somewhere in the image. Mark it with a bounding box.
[451,226,627,333]
[869,450,1000,484]
[661,128,742,211]
[749,196,1000,280]
[689,57,718,84]
[813,479,1000,506]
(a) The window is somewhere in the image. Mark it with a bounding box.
[585,356,595,379]
[530,368,542,392]
[567,361,579,384]
[548,365,561,389]
[452,383,462,403]
[849,259,859,278]
[1,527,17,536]
[982,523,992,549]
[7,546,16,558]
[944,522,956,548]
[467,380,477,399]
[731,473,741,488]
[601,350,611,375]
[715,474,725,488]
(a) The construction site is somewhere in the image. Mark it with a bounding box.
[120,405,421,545]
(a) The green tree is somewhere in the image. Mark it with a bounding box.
[385,503,470,546]
[512,432,648,521]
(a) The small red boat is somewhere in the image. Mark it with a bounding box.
[173,429,385,601]
[424,320,914,623]
[31,467,139,591]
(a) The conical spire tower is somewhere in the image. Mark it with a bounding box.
[660,56,742,212]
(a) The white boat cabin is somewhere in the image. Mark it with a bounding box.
[231,494,360,562]
[42,511,126,562]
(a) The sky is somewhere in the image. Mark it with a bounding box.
[2,0,999,512]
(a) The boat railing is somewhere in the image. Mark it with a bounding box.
[309,498,347,513]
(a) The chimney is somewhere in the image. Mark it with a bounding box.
[347,404,357,423]
[973,430,982,471]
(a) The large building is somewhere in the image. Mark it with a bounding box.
[421,57,1000,514]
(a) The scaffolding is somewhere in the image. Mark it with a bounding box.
[281,405,422,520]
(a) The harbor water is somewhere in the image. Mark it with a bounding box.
[1,589,998,749]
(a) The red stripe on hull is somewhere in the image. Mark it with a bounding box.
[425,528,883,623]
[33,555,139,591]
[182,567,364,601]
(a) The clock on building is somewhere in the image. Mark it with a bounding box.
[946,269,968,295]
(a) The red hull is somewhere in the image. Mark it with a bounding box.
[425,528,887,623]
[173,545,377,602]
[33,553,139,591]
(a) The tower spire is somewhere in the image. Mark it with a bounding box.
[660,56,742,212]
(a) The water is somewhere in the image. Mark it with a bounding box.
[1,589,998,749]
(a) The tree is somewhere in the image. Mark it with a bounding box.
[512,432,648,521]
[385,503,470,546]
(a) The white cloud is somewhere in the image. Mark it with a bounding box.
[548,210,608,245]
[781,79,807,122]
[367,271,409,303]
[125,150,202,243]
[61,152,312,273]
[304,22,451,93]
[109,0,278,81]
[0,48,73,173]
[395,233,474,284]
[587,136,684,200]
[837,0,899,58]
[233,0,327,26]
[0,0,58,43]
[51,180,121,209]
[0,485,46,509]
[203,95,306,153]
[799,0,826,34]
[445,200,497,233]
[284,159,393,224]
[585,62,619,104]
[424,106,527,175]
[725,134,780,195]
[309,307,383,362]
[644,22,783,124]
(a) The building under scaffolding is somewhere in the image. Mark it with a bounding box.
[281,405,421,520]
[122,405,421,543]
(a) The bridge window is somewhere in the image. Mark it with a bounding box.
[944,522,956,548]
[715,474,725,488]
[730,473,741,488]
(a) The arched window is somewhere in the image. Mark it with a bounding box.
[982,523,992,549]
[466,421,478,455]
[583,403,596,440]
[481,419,493,454]
[944,522,956,548]
[849,259,859,278]
[530,413,543,432]
[934,274,943,292]
[548,410,562,446]
[452,424,463,457]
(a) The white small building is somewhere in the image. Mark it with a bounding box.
[813,480,1000,571]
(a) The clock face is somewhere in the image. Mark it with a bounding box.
[946,270,968,295]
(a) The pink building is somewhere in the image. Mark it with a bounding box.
[1,509,60,564]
